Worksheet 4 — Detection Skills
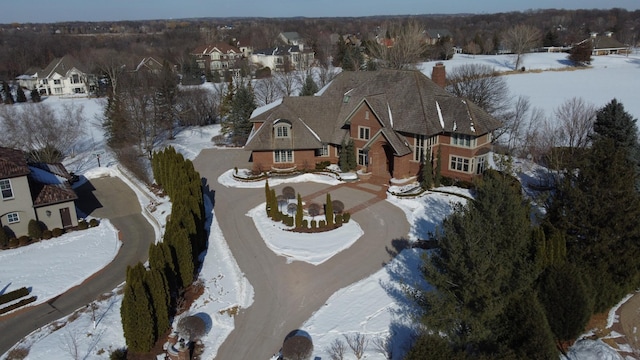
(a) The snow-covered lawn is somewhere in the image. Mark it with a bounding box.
[2,51,640,359]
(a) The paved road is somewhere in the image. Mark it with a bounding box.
[0,177,154,355]
[193,148,410,359]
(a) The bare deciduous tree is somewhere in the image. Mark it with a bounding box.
[326,338,347,360]
[446,63,510,116]
[554,97,596,151]
[275,71,300,97]
[176,86,218,126]
[317,65,340,88]
[344,333,368,360]
[502,24,542,70]
[0,102,85,162]
[254,75,284,107]
[371,334,392,359]
[367,21,428,70]
[465,41,481,57]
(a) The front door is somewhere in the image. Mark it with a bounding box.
[60,207,72,228]
[369,142,392,178]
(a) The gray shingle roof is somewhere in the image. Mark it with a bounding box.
[41,55,86,78]
[245,69,502,154]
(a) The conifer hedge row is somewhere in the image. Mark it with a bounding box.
[121,146,206,354]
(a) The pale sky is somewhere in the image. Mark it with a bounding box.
[2,0,639,24]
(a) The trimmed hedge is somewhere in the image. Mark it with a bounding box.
[0,287,30,306]
[42,230,53,240]
[0,296,37,315]
[52,228,64,237]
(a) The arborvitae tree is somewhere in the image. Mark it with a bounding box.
[418,170,538,350]
[165,226,194,288]
[144,268,171,339]
[537,263,592,352]
[30,88,41,103]
[16,86,27,103]
[2,81,14,104]
[420,158,434,190]
[295,194,303,228]
[265,180,271,214]
[344,139,357,171]
[325,193,333,226]
[121,265,155,353]
[299,75,319,96]
[434,147,442,187]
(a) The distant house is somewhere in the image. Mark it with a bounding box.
[424,29,453,45]
[15,67,40,90]
[135,57,165,73]
[29,55,93,96]
[278,32,304,46]
[0,147,78,238]
[244,65,501,183]
[577,32,629,55]
[190,43,244,77]
[250,45,315,72]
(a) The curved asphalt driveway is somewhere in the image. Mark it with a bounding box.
[0,177,154,355]
[193,148,410,359]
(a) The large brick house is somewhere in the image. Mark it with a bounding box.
[0,147,78,238]
[244,65,501,183]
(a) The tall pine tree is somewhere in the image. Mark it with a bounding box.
[417,170,539,351]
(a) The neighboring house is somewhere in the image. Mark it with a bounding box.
[135,57,165,73]
[250,45,315,72]
[577,32,629,55]
[190,43,244,77]
[15,67,41,90]
[278,32,304,46]
[34,55,93,96]
[244,64,501,183]
[424,29,453,45]
[0,147,78,238]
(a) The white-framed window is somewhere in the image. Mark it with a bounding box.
[365,110,369,120]
[7,212,19,224]
[1,179,14,199]
[275,125,290,138]
[42,79,48,85]
[450,155,471,173]
[53,79,61,85]
[274,150,293,163]
[54,88,62,94]
[71,74,81,84]
[358,149,368,166]
[358,127,370,140]
[316,144,329,157]
[413,135,437,162]
[476,156,486,174]
[451,134,476,148]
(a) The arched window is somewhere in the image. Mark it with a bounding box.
[274,119,292,138]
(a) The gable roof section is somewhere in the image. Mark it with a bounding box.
[41,55,86,79]
[192,43,241,55]
[29,180,77,207]
[0,147,30,178]
[136,57,164,72]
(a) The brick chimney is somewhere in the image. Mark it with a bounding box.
[431,62,446,88]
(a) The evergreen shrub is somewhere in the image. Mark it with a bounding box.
[42,230,52,240]
[89,219,99,227]
[302,219,308,228]
[52,228,64,237]
[343,213,351,223]
[319,220,326,228]
[8,238,19,248]
[335,214,343,226]
[77,220,89,230]
[18,236,29,246]
[310,220,317,229]
[28,219,43,239]
[0,227,8,247]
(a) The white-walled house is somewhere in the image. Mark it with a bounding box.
[28,55,93,96]
[250,45,315,72]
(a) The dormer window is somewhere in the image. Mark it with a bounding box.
[274,120,292,138]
